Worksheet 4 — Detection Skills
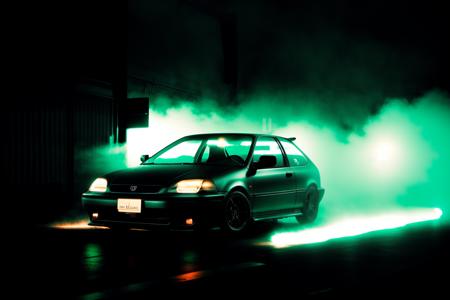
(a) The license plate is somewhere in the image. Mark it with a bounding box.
[117,198,142,213]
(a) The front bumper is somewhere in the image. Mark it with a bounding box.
[82,192,225,229]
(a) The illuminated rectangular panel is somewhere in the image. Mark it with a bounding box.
[117,198,142,213]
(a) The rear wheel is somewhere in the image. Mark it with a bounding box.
[296,186,319,224]
[223,191,251,232]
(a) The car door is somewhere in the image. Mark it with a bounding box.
[249,136,296,215]
[278,138,310,209]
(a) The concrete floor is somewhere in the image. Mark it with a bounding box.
[6,218,449,299]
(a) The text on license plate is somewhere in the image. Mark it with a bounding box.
[117,198,142,213]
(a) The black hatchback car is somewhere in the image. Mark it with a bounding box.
[82,133,325,232]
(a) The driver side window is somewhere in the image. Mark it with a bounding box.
[252,137,285,168]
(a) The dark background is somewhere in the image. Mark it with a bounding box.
[3,0,450,224]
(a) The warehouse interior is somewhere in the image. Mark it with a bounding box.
[3,1,450,298]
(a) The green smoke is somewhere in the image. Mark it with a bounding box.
[127,90,450,222]
[277,91,450,222]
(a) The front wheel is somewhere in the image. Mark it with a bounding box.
[296,186,319,224]
[222,191,251,233]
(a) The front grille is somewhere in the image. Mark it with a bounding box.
[109,184,162,193]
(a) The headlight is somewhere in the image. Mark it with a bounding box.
[173,179,216,193]
[89,178,108,192]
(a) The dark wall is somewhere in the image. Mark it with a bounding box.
[127,0,233,99]
[3,82,115,223]
[3,2,124,224]
[2,1,213,224]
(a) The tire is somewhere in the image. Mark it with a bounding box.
[222,191,251,232]
[296,186,319,224]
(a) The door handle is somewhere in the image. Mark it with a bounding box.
[286,172,293,178]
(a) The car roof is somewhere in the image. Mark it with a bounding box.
[182,133,292,140]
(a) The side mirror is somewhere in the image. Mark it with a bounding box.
[140,154,150,163]
[256,155,277,169]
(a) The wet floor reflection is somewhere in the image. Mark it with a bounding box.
[83,243,103,279]
[33,208,449,299]
[180,250,199,274]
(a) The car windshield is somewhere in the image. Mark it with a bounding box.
[145,135,253,165]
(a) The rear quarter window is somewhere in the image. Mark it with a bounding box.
[279,139,307,166]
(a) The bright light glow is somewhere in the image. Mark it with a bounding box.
[207,137,230,147]
[175,179,216,193]
[186,218,194,225]
[271,208,443,248]
[126,103,262,167]
[89,178,108,192]
[175,271,205,282]
[200,180,216,191]
[176,179,203,193]
[374,142,394,163]
[218,137,227,148]
[372,140,399,168]
[50,219,108,230]
[92,212,99,220]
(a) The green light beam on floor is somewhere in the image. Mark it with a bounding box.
[271,208,443,248]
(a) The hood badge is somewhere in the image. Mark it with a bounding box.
[130,185,138,192]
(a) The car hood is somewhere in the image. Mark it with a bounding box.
[106,164,241,186]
